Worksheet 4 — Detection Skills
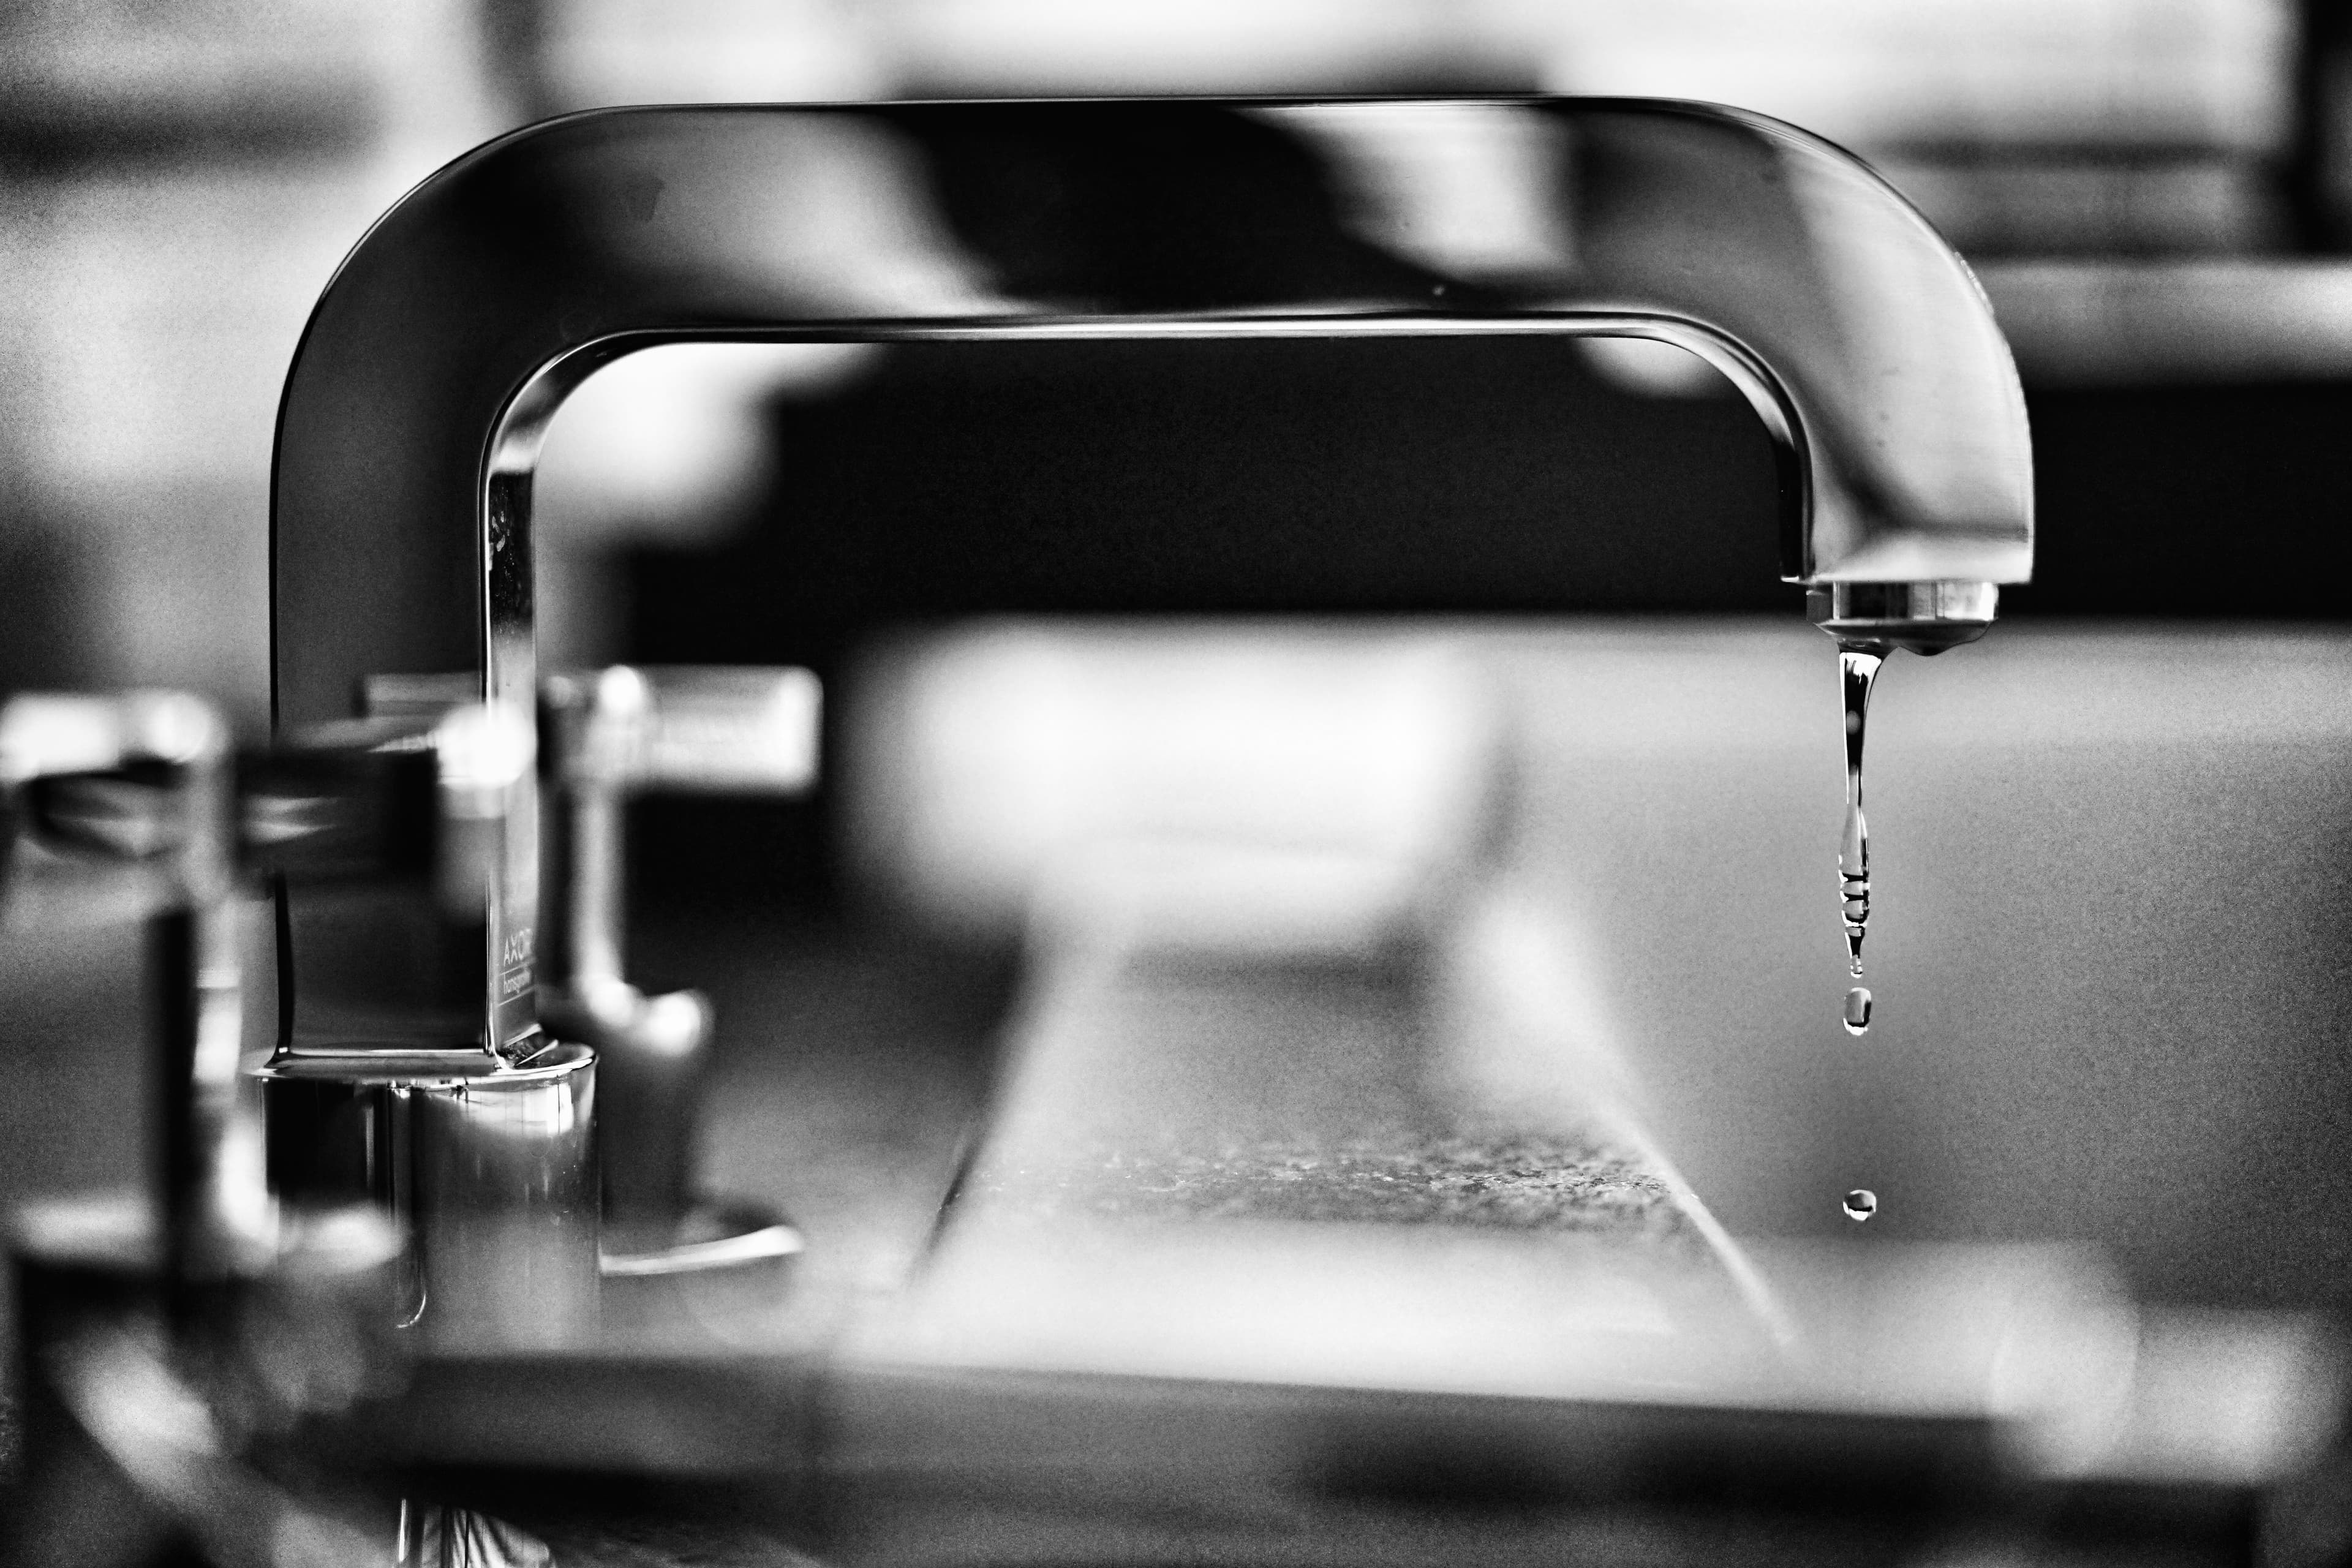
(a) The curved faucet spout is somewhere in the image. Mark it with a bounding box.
[271,97,2033,1054]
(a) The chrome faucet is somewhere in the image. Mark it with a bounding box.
[271,96,2031,1075]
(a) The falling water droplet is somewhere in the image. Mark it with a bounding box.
[1836,644,1885,1018]
[1842,1188,1878,1222]
[1841,800,1871,969]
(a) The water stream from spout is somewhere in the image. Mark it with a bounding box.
[1838,644,1887,1036]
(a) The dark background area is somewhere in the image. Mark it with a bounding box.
[624,338,2352,913]
[636,339,2352,649]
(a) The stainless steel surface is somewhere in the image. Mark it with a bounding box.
[820,1239,2338,1568]
[598,1200,805,1280]
[271,95,2034,1077]
[353,665,816,1291]
[246,708,598,1348]
[9,845,2342,1560]
[247,705,532,1059]
[1806,579,2000,654]
[307,883,2344,1564]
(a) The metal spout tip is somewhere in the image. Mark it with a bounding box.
[1807,581,1999,656]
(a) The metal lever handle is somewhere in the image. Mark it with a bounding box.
[541,665,818,998]
[551,664,820,797]
[537,665,814,1283]
[0,693,232,869]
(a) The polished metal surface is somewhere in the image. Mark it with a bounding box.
[244,707,599,1348]
[540,664,818,1010]
[252,1043,599,1350]
[247,704,534,1058]
[271,96,2034,1069]
[1806,579,2001,653]
[350,665,815,1280]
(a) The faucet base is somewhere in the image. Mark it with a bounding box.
[1806,581,1999,655]
[251,1043,600,1349]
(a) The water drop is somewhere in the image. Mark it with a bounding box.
[1836,644,1885,1003]
[1842,1188,1878,1222]
[1842,986,1872,1035]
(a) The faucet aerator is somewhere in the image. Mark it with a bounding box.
[1807,581,2000,656]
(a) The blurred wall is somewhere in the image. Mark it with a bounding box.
[0,1,511,728]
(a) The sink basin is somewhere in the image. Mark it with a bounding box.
[844,616,2352,1314]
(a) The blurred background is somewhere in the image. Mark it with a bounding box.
[6,0,2352,1327]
